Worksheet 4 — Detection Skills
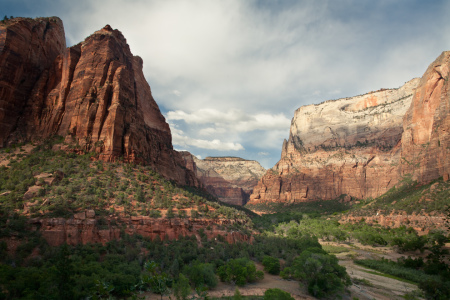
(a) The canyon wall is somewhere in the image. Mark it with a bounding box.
[250,52,450,204]
[28,212,251,246]
[0,17,198,186]
[401,51,450,183]
[181,153,266,205]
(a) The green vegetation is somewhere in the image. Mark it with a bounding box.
[217,258,264,286]
[262,255,280,275]
[352,176,450,215]
[0,137,252,226]
[0,137,350,299]
[247,199,350,217]
[263,288,294,300]
[281,247,350,298]
[7,136,449,299]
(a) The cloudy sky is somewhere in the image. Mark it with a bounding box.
[3,0,450,168]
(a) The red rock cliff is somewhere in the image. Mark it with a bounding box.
[0,18,199,186]
[401,51,450,183]
[30,214,252,246]
[0,17,66,146]
[250,52,450,204]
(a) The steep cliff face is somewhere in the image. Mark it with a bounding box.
[0,17,66,146]
[181,153,266,205]
[30,214,251,246]
[251,52,450,205]
[401,51,450,183]
[250,78,422,204]
[0,18,198,186]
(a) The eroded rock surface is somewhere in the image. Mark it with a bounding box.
[182,153,266,205]
[401,51,450,184]
[0,17,66,146]
[0,18,198,186]
[250,51,450,204]
[30,215,252,246]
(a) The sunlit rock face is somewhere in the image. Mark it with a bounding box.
[181,153,266,205]
[250,49,450,205]
[401,51,450,184]
[0,18,199,186]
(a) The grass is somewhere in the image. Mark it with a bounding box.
[362,270,416,284]
[354,259,439,285]
[322,245,350,254]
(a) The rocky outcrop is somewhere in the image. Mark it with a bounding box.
[250,52,450,205]
[181,153,266,205]
[29,215,252,246]
[250,79,420,204]
[401,51,450,183]
[340,212,447,234]
[0,18,199,186]
[0,17,66,146]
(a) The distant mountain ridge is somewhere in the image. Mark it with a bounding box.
[181,152,266,205]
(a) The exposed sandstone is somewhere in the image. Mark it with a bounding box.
[250,79,420,204]
[0,17,66,146]
[250,52,450,205]
[181,153,266,205]
[29,215,252,246]
[0,18,199,186]
[401,51,450,183]
[340,212,447,234]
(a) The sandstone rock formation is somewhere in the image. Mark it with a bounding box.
[0,17,66,146]
[250,52,450,205]
[401,51,450,183]
[181,153,266,205]
[0,17,198,186]
[250,78,421,204]
[29,215,252,246]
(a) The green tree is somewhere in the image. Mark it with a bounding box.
[141,261,171,300]
[264,288,294,300]
[262,256,280,275]
[55,244,74,300]
[173,274,191,300]
[285,249,350,298]
[183,261,217,289]
[217,258,263,286]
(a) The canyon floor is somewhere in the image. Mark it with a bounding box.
[143,242,423,300]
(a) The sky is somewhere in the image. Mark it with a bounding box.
[3,0,450,168]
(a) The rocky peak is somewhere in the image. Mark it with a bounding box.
[0,17,199,186]
[401,51,450,183]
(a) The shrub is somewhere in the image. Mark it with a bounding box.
[183,261,217,289]
[262,255,280,275]
[217,258,263,286]
[264,288,294,300]
[283,248,350,298]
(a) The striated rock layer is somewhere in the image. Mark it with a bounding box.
[181,153,266,205]
[250,52,450,204]
[30,215,252,246]
[0,17,198,186]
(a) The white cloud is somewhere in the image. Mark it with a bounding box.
[171,125,244,151]
[32,0,450,168]
[258,152,269,156]
[167,109,290,132]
